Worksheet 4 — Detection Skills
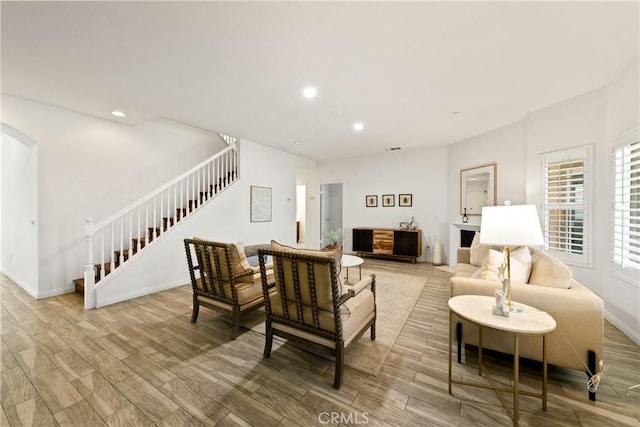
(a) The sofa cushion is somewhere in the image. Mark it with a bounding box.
[528,252,572,289]
[470,232,491,267]
[455,263,478,278]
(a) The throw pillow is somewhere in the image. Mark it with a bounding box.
[528,252,573,289]
[509,246,532,284]
[471,249,505,282]
[469,232,491,267]
[471,247,532,284]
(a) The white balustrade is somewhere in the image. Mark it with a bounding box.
[83,142,239,309]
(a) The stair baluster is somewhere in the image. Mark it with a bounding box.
[81,141,239,308]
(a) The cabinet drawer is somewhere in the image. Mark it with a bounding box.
[373,230,394,255]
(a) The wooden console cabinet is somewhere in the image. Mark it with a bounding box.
[352,227,422,263]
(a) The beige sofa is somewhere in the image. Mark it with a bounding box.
[450,247,604,401]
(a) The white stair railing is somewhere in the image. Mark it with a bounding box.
[83,141,239,309]
[219,133,238,146]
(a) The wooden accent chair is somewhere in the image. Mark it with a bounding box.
[258,241,376,389]
[184,238,274,340]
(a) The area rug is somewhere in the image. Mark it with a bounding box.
[242,269,426,376]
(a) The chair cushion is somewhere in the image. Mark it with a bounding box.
[269,287,374,342]
[222,270,275,304]
[528,252,572,289]
[194,238,254,284]
[270,240,342,311]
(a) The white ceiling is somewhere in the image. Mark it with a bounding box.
[2,2,638,161]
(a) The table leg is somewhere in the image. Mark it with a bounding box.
[514,334,520,426]
[478,326,483,376]
[346,267,349,283]
[358,265,362,280]
[448,309,453,395]
[543,334,548,411]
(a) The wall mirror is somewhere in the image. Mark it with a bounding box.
[460,163,497,215]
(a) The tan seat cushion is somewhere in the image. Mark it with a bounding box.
[222,270,275,304]
[528,252,573,289]
[269,287,374,342]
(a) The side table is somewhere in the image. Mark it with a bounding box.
[341,254,363,284]
[448,295,556,426]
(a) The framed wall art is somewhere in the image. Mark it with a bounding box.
[250,186,272,222]
[399,194,413,207]
[366,195,378,207]
[382,194,395,207]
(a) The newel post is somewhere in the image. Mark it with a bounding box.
[84,217,96,309]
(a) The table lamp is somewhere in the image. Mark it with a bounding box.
[480,203,544,312]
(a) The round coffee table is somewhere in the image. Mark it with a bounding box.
[341,254,364,284]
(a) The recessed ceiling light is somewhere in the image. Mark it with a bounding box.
[451,111,460,116]
[293,141,300,145]
[111,110,126,117]
[353,122,364,131]
[302,86,317,99]
[386,147,402,151]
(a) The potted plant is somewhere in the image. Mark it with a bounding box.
[323,228,343,251]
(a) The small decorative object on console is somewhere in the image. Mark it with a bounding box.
[461,208,469,223]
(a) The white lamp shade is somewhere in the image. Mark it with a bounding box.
[480,204,544,246]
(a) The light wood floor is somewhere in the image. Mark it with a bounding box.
[1,260,639,426]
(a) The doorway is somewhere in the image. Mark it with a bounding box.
[1,126,39,296]
[320,183,343,248]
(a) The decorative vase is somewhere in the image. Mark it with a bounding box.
[461,208,469,223]
[432,236,442,266]
[409,216,417,230]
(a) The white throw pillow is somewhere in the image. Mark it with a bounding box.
[509,246,532,284]
[528,252,573,289]
[469,232,491,267]
[472,247,532,284]
[472,249,505,282]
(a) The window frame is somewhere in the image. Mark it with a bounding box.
[540,145,593,268]
[611,126,640,286]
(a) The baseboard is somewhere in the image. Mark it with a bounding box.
[1,270,38,298]
[96,280,186,308]
[605,309,640,346]
[37,286,75,299]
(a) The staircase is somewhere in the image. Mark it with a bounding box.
[76,140,240,308]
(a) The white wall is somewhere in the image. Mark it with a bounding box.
[318,146,448,262]
[1,95,226,298]
[1,132,38,295]
[446,59,639,344]
[95,139,316,307]
[602,59,640,343]
[297,168,321,250]
[446,121,526,263]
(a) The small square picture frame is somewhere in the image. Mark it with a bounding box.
[365,195,378,207]
[399,193,412,207]
[382,194,395,207]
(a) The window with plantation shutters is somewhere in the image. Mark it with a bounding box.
[541,146,592,266]
[612,128,640,280]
